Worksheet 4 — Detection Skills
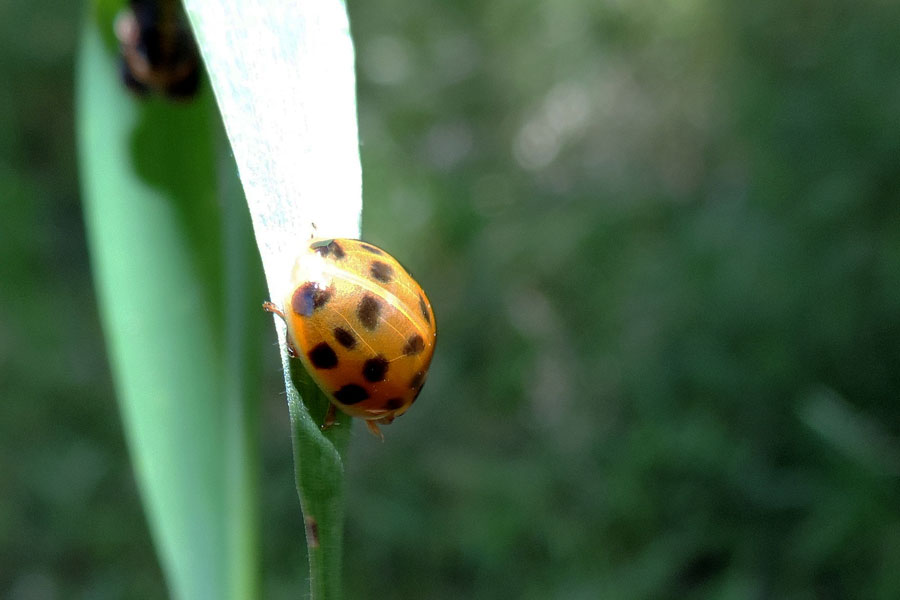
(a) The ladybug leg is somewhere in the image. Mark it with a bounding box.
[321,403,337,431]
[262,301,285,320]
[365,420,385,441]
[262,302,297,357]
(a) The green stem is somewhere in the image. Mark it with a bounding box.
[287,360,352,599]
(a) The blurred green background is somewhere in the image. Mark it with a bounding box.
[3,0,900,598]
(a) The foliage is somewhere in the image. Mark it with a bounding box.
[3,0,900,598]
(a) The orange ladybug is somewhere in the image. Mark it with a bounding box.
[264,239,436,439]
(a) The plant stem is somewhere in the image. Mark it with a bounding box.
[287,360,352,599]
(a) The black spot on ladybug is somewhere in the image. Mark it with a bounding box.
[413,380,426,401]
[357,295,382,330]
[409,371,426,391]
[308,342,338,369]
[359,242,385,255]
[293,282,332,316]
[370,261,394,283]
[312,239,345,259]
[362,356,389,382]
[333,327,357,349]
[418,294,431,324]
[334,384,369,405]
[385,397,405,410]
[403,334,425,356]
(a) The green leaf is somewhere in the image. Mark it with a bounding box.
[76,15,259,600]
[182,1,363,598]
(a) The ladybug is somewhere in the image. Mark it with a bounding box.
[264,239,436,439]
[114,0,202,99]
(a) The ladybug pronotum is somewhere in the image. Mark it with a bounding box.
[264,239,436,439]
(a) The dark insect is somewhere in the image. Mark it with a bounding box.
[114,0,202,99]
